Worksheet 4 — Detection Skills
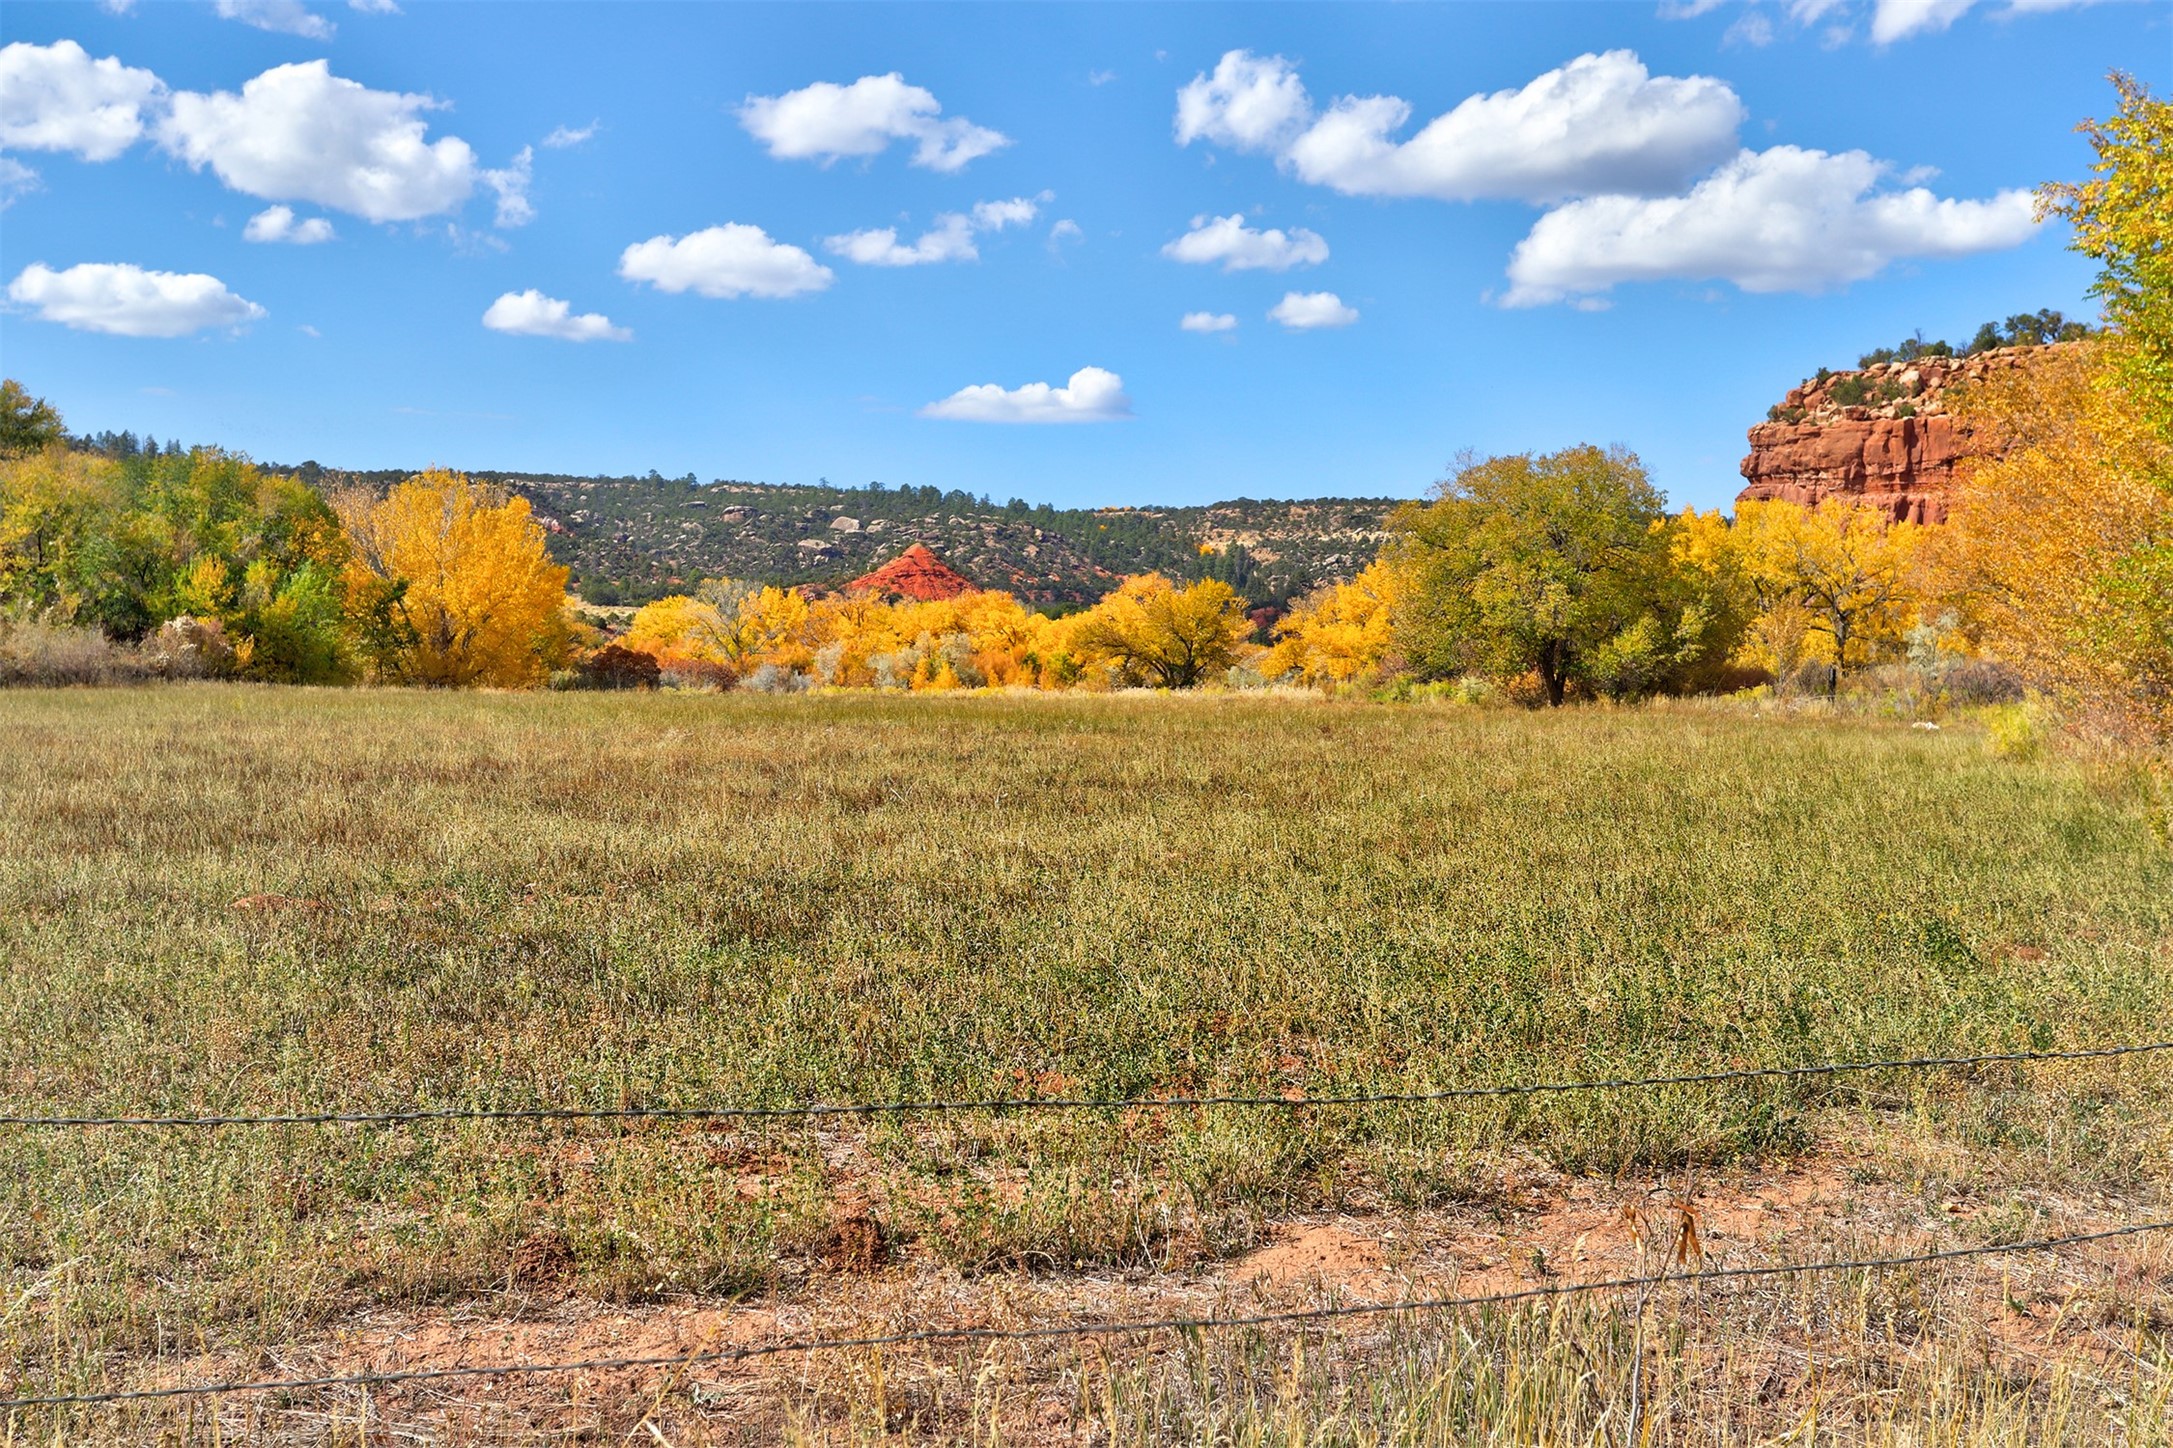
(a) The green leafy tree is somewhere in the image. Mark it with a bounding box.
[1391,446,1732,705]
[0,380,65,458]
[1,445,354,680]
[2039,73,2173,435]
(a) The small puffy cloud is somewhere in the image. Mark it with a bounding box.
[349,0,401,12]
[827,214,977,266]
[0,157,40,208]
[1048,218,1083,244]
[159,61,477,223]
[0,39,167,162]
[739,73,1008,172]
[1162,213,1327,271]
[618,223,834,299]
[1268,290,1358,329]
[921,366,1131,423]
[1870,0,1981,40]
[214,0,336,41]
[826,197,1041,267]
[1088,68,1118,86]
[542,120,598,148]
[1174,50,1311,152]
[1283,51,1743,203]
[482,289,629,342]
[1502,145,2037,305]
[243,204,334,243]
[8,261,265,336]
[972,195,1040,229]
[483,145,533,227]
[1180,311,1237,333]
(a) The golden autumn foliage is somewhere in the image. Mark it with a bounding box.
[2037,74,2173,433]
[1677,501,1924,686]
[1934,343,2173,744]
[337,470,571,687]
[1064,573,1253,689]
[1263,559,1404,687]
[624,578,1067,690]
[616,572,1265,692]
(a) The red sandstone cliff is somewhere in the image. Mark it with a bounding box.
[1737,345,2063,524]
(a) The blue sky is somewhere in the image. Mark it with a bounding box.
[0,1,2160,512]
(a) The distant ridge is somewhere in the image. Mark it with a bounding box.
[273,465,1402,612]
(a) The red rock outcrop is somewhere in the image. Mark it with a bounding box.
[847,543,976,601]
[1737,345,2063,524]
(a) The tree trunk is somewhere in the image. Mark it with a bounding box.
[1539,640,1568,707]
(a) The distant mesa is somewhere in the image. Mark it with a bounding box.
[848,542,976,601]
[1736,345,2069,525]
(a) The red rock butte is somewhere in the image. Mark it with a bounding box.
[848,543,976,601]
[1736,344,2067,525]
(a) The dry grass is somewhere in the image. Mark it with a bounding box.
[1,685,2168,1441]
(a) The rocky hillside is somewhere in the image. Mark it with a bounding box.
[1736,345,2060,523]
[283,465,1400,611]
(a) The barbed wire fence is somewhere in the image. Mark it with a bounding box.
[5,1039,2166,1129]
[5,1038,2170,1415]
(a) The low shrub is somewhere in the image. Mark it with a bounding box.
[0,617,147,686]
[143,616,236,679]
[1982,702,2048,762]
[660,659,738,691]
[576,643,662,691]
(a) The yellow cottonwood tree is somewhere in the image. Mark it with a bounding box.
[1263,559,1404,687]
[1934,343,2173,744]
[1065,573,1252,688]
[1724,501,1923,685]
[338,470,570,687]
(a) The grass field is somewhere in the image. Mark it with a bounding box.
[2,686,2169,1442]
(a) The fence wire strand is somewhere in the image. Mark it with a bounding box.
[5,1040,2166,1130]
[4,1221,2167,1411]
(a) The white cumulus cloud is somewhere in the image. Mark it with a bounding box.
[1285,51,1743,202]
[1180,311,1238,333]
[1870,0,1982,40]
[921,366,1131,423]
[349,0,402,13]
[1177,49,1742,204]
[739,73,1008,173]
[159,61,477,223]
[482,289,629,342]
[826,213,977,267]
[1502,145,2038,305]
[1174,50,1312,152]
[1162,213,1328,271]
[1268,291,1358,329]
[214,0,336,41]
[618,223,834,299]
[0,39,167,162]
[826,196,1042,267]
[8,260,265,336]
[972,195,1041,230]
[243,204,334,243]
